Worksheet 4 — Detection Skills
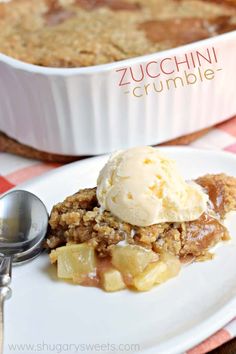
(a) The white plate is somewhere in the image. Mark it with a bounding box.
[4,147,236,354]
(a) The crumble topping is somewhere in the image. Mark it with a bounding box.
[0,0,235,67]
[46,174,236,260]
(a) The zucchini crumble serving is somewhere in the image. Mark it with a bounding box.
[46,147,236,292]
[0,0,236,67]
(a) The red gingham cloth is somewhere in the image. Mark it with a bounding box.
[1,117,236,354]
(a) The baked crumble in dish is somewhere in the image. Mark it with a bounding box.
[45,147,236,292]
[0,0,236,67]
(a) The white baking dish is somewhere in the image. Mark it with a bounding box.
[0,31,236,156]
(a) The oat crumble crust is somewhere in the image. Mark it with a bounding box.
[0,0,236,67]
[46,174,236,260]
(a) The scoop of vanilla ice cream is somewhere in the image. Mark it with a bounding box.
[96,146,208,227]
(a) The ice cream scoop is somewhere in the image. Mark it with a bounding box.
[97,146,208,226]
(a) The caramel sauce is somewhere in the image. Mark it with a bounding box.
[44,0,75,26]
[80,257,132,288]
[80,275,100,287]
[181,213,229,256]
[139,16,234,46]
[0,5,5,19]
[80,258,116,287]
[76,0,141,11]
[197,178,226,217]
[205,0,236,8]
[139,18,210,45]
[96,257,112,275]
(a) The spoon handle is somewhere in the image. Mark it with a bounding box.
[0,257,12,354]
[0,296,4,354]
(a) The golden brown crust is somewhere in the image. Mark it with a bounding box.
[0,0,235,67]
[47,188,131,255]
[46,174,236,258]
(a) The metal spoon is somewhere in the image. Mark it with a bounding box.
[0,190,48,354]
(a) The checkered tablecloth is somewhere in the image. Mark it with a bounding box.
[1,116,236,354]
